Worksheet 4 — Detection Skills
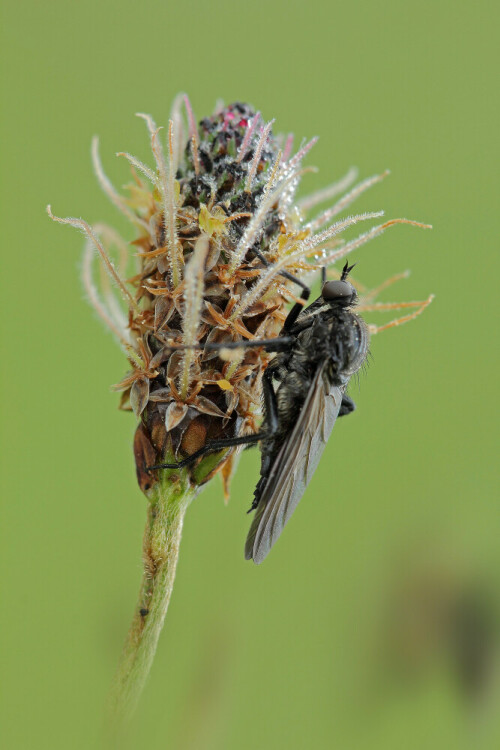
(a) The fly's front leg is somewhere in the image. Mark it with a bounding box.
[161,335,294,355]
[339,394,356,416]
[282,283,310,331]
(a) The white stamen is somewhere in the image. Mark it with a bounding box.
[231,212,383,319]
[93,224,130,331]
[179,235,209,398]
[359,270,411,304]
[91,137,149,231]
[47,206,140,313]
[228,167,306,275]
[297,211,384,256]
[286,136,318,170]
[116,152,159,187]
[307,171,390,231]
[183,94,200,177]
[321,218,432,266]
[169,93,186,174]
[281,134,294,163]
[237,112,261,163]
[81,238,132,354]
[367,295,434,334]
[297,166,358,213]
[245,119,274,192]
[136,113,182,286]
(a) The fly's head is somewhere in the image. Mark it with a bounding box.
[321,261,357,308]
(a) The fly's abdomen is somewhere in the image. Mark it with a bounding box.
[274,371,309,441]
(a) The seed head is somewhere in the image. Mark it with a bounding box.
[48,95,432,498]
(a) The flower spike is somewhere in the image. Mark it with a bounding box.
[49,96,432,724]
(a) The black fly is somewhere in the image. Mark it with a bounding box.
[149,261,369,564]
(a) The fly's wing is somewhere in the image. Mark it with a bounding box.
[245,363,343,564]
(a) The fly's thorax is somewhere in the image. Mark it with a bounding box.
[278,330,324,388]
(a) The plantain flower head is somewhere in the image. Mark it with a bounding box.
[48,95,432,498]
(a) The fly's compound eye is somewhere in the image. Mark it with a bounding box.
[321,280,355,304]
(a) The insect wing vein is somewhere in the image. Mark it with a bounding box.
[246,363,343,564]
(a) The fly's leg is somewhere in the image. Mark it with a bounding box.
[160,335,294,355]
[247,369,279,513]
[282,281,310,331]
[148,432,265,471]
[261,368,279,437]
[339,394,356,416]
[251,246,310,331]
[148,368,280,473]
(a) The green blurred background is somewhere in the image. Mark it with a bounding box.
[1,1,499,748]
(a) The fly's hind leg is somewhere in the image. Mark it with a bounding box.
[148,431,264,471]
[148,369,280,474]
[248,368,280,513]
[339,394,356,416]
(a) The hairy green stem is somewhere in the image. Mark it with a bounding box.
[107,471,198,726]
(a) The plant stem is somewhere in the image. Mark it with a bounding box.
[107,471,198,726]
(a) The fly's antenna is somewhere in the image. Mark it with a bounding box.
[321,266,327,285]
[341,261,356,281]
